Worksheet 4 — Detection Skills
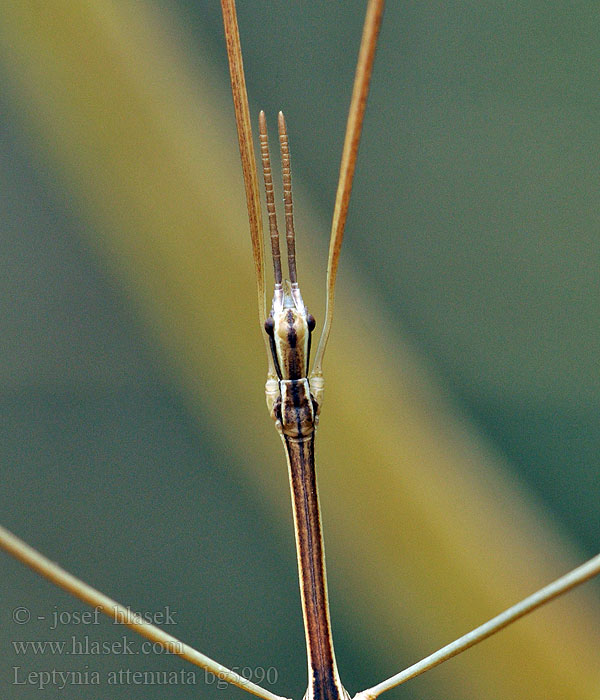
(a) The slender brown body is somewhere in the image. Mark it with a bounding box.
[266,289,347,700]
[257,109,347,700]
[221,3,383,697]
[284,435,347,700]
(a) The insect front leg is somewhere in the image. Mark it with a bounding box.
[265,376,283,433]
[309,374,324,423]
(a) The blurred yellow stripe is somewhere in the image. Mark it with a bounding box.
[1,2,598,699]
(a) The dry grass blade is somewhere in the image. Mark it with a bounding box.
[312,0,385,377]
[0,525,290,700]
[220,0,274,375]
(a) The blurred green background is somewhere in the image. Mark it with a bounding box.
[0,2,598,699]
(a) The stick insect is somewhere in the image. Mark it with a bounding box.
[1,1,600,697]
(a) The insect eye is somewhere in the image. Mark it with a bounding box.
[307,314,316,332]
[264,317,275,336]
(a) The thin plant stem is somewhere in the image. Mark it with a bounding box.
[354,552,600,700]
[0,525,290,700]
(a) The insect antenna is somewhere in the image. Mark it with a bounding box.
[278,111,298,286]
[258,111,283,288]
